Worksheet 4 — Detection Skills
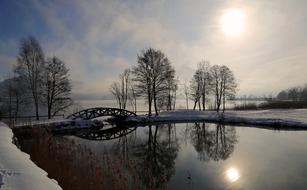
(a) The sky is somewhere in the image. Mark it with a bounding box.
[0,0,307,100]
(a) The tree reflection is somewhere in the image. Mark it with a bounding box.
[133,124,179,189]
[190,123,237,161]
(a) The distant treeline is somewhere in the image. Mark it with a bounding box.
[276,85,307,101]
[234,84,307,110]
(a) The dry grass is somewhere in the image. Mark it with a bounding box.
[12,127,147,190]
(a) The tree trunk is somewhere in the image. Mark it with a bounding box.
[186,96,189,110]
[222,93,226,113]
[34,96,39,120]
[134,98,137,113]
[193,100,197,110]
[14,96,19,122]
[148,90,152,116]
[222,81,226,113]
[153,93,159,115]
[48,106,51,119]
[153,82,159,115]
[173,89,177,110]
[202,93,206,111]
[168,93,171,111]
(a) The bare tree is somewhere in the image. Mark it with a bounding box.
[43,57,72,119]
[301,85,307,101]
[210,65,237,113]
[132,48,175,115]
[15,36,45,120]
[120,69,130,109]
[190,69,202,110]
[210,65,222,112]
[220,66,237,112]
[183,80,189,109]
[128,81,138,112]
[110,82,122,109]
[198,61,212,110]
[165,65,177,111]
[110,69,130,110]
[0,75,27,122]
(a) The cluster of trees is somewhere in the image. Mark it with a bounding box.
[277,85,307,101]
[188,62,237,112]
[111,48,178,115]
[111,48,237,115]
[0,36,72,120]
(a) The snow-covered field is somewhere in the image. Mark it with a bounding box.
[0,122,62,190]
[128,109,307,128]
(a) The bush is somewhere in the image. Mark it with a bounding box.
[259,101,307,109]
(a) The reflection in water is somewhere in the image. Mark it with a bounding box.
[225,167,240,183]
[76,125,137,141]
[189,123,237,161]
[79,123,180,189]
[72,123,238,189]
[132,124,179,189]
[15,122,307,190]
[76,123,237,188]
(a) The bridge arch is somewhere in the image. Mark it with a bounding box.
[67,107,137,120]
[76,126,137,141]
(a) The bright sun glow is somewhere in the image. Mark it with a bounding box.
[220,9,245,36]
[226,167,240,182]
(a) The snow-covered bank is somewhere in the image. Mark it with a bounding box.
[11,109,307,130]
[0,122,62,190]
[127,109,307,128]
[14,119,92,128]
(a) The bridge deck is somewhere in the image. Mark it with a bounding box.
[67,107,137,120]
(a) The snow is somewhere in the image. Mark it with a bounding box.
[12,109,307,129]
[14,119,92,130]
[127,109,307,128]
[0,122,62,190]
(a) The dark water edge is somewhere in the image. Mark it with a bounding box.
[12,123,307,190]
[12,127,139,190]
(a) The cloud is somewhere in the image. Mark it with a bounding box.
[1,0,307,98]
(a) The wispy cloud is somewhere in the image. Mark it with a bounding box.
[0,0,307,98]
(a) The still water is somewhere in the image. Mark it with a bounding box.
[67,123,307,190]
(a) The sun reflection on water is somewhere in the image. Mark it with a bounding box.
[225,167,240,182]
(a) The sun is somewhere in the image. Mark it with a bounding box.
[220,9,245,36]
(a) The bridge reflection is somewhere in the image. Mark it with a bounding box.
[76,125,137,141]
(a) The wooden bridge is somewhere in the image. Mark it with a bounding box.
[66,107,137,120]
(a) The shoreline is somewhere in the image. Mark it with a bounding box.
[0,122,62,190]
[125,109,307,129]
[12,109,307,130]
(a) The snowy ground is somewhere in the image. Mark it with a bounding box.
[0,122,62,190]
[12,109,307,129]
[0,110,306,189]
[127,109,307,128]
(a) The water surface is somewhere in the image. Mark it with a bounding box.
[68,123,307,190]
